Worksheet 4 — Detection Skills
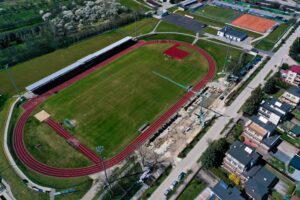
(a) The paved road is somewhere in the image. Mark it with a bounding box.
[149,22,300,200]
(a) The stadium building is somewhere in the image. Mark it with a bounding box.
[217,26,248,42]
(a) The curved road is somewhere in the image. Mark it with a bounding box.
[13,40,216,177]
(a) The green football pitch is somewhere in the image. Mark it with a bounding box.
[26,42,209,161]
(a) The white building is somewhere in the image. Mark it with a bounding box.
[217,26,248,42]
[279,87,300,107]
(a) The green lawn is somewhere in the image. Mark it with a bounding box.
[24,116,92,168]
[120,0,150,12]
[196,39,243,70]
[0,18,158,95]
[0,99,49,200]
[27,43,209,160]
[270,157,286,172]
[176,10,225,27]
[281,133,300,148]
[255,21,294,51]
[177,178,207,200]
[142,33,195,44]
[194,5,242,23]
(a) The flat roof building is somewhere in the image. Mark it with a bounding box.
[217,26,248,42]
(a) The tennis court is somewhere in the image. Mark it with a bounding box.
[231,14,277,33]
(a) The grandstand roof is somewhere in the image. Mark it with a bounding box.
[26,36,133,92]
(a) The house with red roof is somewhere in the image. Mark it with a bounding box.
[281,65,300,86]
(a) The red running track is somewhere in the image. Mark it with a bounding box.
[13,40,216,177]
[45,118,101,164]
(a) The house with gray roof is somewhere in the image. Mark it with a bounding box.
[210,181,245,200]
[222,141,260,182]
[244,166,277,200]
[217,26,248,42]
[243,115,280,152]
[258,98,292,125]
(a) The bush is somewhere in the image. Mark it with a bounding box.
[289,37,300,63]
[263,78,277,94]
[242,86,264,116]
[200,138,229,169]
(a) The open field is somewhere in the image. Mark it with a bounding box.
[24,116,92,168]
[0,18,158,95]
[120,0,151,11]
[194,5,242,23]
[26,43,209,161]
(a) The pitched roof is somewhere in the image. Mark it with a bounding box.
[219,26,248,39]
[287,87,300,98]
[211,181,245,200]
[289,65,300,74]
[250,115,276,133]
[245,178,268,200]
[245,166,277,200]
[226,141,260,166]
[262,134,280,148]
[260,99,292,117]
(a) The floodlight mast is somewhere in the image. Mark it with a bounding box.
[96,145,112,198]
[5,64,21,96]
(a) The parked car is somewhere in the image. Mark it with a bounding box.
[170,180,178,190]
[178,172,186,180]
[164,188,172,197]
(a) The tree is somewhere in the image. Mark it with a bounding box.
[242,86,264,115]
[263,78,277,94]
[289,37,300,63]
[200,138,229,169]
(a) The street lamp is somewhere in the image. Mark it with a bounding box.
[95,146,111,193]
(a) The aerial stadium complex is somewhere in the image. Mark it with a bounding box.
[13,37,216,177]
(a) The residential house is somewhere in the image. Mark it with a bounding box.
[217,26,248,42]
[258,98,292,125]
[243,115,280,152]
[210,181,245,200]
[222,141,260,182]
[279,87,300,107]
[281,65,300,86]
[244,166,278,200]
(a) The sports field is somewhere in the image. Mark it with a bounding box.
[194,5,242,23]
[26,42,209,162]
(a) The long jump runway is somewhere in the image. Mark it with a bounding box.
[13,40,216,177]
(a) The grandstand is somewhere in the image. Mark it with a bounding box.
[26,37,137,95]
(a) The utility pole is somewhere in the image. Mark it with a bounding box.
[96,145,112,198]
[223,39,232,74]
[5,65,21,96]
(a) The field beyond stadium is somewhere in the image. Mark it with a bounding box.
[13,40,216,177]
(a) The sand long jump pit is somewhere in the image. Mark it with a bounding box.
[231,14,277,34]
